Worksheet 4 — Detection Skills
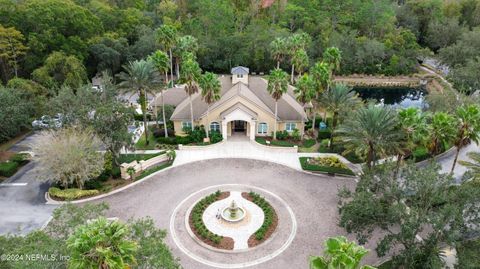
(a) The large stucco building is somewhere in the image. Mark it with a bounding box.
[156,66,308,141]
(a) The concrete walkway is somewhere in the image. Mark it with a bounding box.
[174,135,302,170]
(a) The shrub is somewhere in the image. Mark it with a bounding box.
[302,139,316,148]
[84,179,103,190]
[153,128,175,138]
[249,192,275,241]
[299,157,355,175]
[133,113,152,121]
[111,167,121,179]
[9,153,29,165]
[412,146,430,162]
[175,136,193,145]
[317,129,331,140]
[190,191,224,245]
[291,129,301,141]
[48,187,99,200]
[186,126,206,143]
[157,136,177,145]
[96,172,110,182]
[275,130,289,140]
[209,131,223,143]
[0,162,19,177]
[103,152,113,175]
[308,156,348,169]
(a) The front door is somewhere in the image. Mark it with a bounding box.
[233,120,246,132]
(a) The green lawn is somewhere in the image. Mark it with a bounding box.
[136,161,173,181]
[135,132,158,150]
[299,157,355,176]
[255,137,316,148]
[117,152,164,164]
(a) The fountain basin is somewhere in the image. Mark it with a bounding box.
[221,207,246,222]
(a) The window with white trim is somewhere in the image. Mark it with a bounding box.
[210,122,220,132]
[285,122,296,132]
[182,121,192,130]
[258,122,268,134]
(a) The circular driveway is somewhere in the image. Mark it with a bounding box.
[94,159,361,268]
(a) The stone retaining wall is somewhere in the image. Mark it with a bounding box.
[120,153,168,179]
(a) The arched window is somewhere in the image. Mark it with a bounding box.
[258,122,268,134]
[210,122,220,132]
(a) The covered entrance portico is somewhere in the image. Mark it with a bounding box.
[221,104,257,141]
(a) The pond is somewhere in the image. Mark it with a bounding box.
[353,87,427,109]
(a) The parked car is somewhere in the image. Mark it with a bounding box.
[32,114,63,129]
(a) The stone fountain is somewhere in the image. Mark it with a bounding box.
[221,200,246,222]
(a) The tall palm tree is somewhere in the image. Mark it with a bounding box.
[320,83,361,149]
[336,104,401,169]
[451,104,480,172]
[397,107,428,171]
[309,61,330,132]
[294,74,314,106]
[270,37,288,68]
[179,54,202,131]
[288,33,311,83]
[149,50,171,137]
[67,218,137,269]
[156,25,177,81]
[117,59,157,145]
[460,152,480,181]
[427,112,457,157]
[174,35,198,78]
[200,72,221,139]
[323,46,342,76]
[291,49,309,83]
[267,68,289,140]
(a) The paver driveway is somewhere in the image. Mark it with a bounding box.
[93,158,375,268]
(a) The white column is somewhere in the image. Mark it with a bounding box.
[249,121,255,140]
[222,121,228,141]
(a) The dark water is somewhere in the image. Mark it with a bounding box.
[353,87,427,109]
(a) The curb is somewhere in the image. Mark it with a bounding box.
[45,157,358,205]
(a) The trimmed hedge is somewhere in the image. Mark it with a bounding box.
[299,157,355,176]
[248,192,275,241]
[0,162,19,177]
[48,187,99,200]
[317,129,332,140]
[255,137,295,147]
[191,191,224,244]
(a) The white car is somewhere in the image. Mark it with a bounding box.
[32,114,63,129]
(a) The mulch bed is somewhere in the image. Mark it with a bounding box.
[189,191,234,250]
[242,192,279,248]
[0,151,15,162]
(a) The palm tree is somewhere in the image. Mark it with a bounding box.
[156,25,177,81]
[117,59,157,145]
[397,107,428,171]
[174,35,198,78]
[451,104,480,172]
[309,61,330,132]
[270,37,288,68]
[320,83,361,149]
[427,112,457,157]
[287,33,311,83]
[291,49,309,83]
[294,74,314,106]
[67,218,137,269]
[309,236,375,269]
[460,152,480,181]
[267,68,289,140]
[179,54,202,131]
[336,104,401,169]
[323,46,342,76]
[148,50,171,137]
[200,72,221,139]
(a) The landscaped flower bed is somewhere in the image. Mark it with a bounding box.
[0,153,30,178]
[48,187,99,200]
[299,156,355,176]
[242,191,278,247]
[189,190,234,250]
